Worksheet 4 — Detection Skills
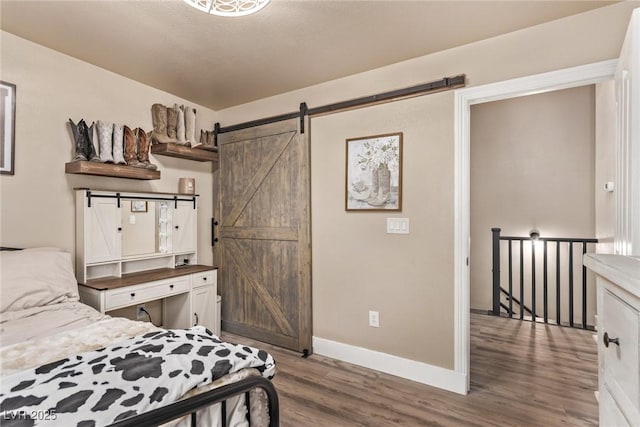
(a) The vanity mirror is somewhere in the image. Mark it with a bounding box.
[121,200,158,257]
[75,189,198,283]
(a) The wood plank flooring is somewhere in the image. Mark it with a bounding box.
[222,313,598,426]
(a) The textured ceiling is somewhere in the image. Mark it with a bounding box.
[0,0,616,110]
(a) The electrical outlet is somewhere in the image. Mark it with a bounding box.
[136,304,147,320]
[368,310,380,327]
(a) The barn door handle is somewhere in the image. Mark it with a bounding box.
[194,312,199,326]
[211,218,219,246]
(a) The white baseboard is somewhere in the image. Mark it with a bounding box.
[313,336,467,395]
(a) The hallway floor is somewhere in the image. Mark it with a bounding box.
[222,312,598,426]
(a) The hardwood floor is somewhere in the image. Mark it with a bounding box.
[222,313,598,426]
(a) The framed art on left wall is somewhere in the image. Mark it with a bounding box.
[0,81,16,175]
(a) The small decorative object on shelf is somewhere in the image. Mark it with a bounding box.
[178,177,195,195]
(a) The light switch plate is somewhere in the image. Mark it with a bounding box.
[387,218,409,234]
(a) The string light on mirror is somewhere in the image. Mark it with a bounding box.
[183,0,270,17]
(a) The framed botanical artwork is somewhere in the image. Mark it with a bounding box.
[345,132,403,211]
[0,81,16,175]
[131,200,148,212]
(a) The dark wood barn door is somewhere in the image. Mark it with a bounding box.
[216,119,312,353]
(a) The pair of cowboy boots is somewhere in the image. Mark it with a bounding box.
[123,126,157,170]
[96,121,126,164]
[69,119,100,162]
[199,130,217,151]
[150,103,197,146]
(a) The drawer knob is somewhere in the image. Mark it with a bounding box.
[170,284,174,289]
[203,277,207,281]
[130,293,136,298]
[603,332,620,348]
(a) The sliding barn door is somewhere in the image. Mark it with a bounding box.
[217,118,312,353]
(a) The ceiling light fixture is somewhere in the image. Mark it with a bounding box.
[183,0,270,17]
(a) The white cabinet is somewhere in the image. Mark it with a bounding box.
[172,200,197,254]
[75,189,216,333]
[584,254,640,427]
[75,189,200,283]
[84,197,121,264]
[191,271,218,334]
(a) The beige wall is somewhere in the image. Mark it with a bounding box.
[595,80,616,252]
[0,31,217,267]
[311,93,454,368]
[469,86,595,314]
[217,2,636,370]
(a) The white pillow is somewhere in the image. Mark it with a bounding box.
[0,248,79,313]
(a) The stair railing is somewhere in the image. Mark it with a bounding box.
[491,227,598,329]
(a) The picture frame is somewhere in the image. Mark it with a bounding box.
[345,132,403,211]
[0,81,16,175]
[131,200,148,213]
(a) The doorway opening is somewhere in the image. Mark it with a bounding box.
[453,60,617,394]
[470,85,600,328]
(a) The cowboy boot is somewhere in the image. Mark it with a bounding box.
[185,106,197,147]
[123,125,142,167]
[202,130,217,150]
[176,104,187,145]
[135,127,157,170]
[83,120,101,162]
[167,105,179,142]
[112,124,126,165]
[150,104,173,144]
[191,127,203,148]
[97,120,114,163]
[68,119,87,161]
[208,130,218,151]
[368,166,391,206]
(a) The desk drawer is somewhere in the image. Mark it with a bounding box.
[105,278,190,310]
[192,270,216,288]
[601,289,640,412]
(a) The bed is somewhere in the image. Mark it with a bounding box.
[0,248,279,426]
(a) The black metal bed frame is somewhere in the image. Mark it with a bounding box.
[108,375,279,427]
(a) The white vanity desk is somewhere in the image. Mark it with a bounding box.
[584,254,640,426]
[75,188,219,334]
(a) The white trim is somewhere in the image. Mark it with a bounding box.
[453,59,617,392]
[313,336,467,395]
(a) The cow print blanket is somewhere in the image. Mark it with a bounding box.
[0,326,276,427]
